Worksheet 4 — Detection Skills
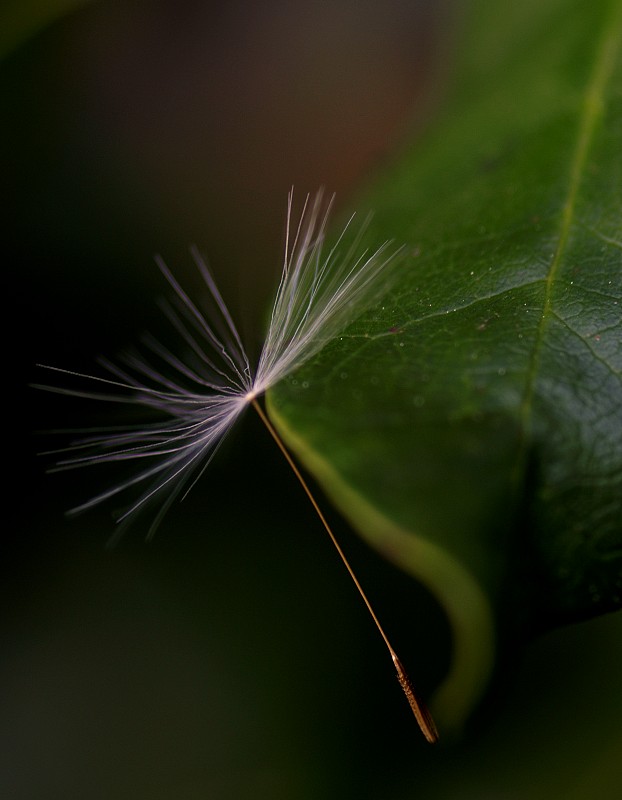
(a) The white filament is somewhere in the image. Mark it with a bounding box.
[39,190,401,529]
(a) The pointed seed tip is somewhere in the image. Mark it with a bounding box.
[392,654,439,744]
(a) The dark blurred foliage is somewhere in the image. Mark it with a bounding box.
[4,2,622,798]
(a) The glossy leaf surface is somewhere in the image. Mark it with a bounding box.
[268,0,622,731]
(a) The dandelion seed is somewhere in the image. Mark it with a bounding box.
[37,189,438,743]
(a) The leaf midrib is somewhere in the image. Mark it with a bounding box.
[518,2,622,447]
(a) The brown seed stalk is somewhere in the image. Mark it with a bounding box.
[252,398,439,743]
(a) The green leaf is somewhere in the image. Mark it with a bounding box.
[267,0,622,735]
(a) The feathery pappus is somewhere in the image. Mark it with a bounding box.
[37,190,438,743]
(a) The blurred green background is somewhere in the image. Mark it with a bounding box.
[6,1,622,798]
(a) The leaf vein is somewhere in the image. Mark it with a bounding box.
[549,309,622,378]
[341,277,546,341]
[518,3,622,439]
[582,224,622,252]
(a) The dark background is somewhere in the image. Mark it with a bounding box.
[5,2,622,798]
[6,3,450,798]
